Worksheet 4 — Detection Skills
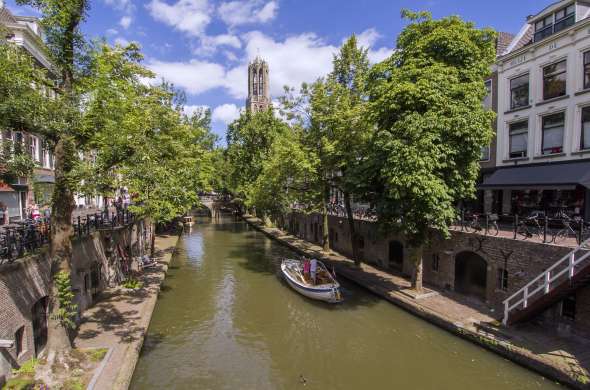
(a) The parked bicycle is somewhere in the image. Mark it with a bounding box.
[551,213,580,244]
[515,214,544,241]
[464,213,499,236]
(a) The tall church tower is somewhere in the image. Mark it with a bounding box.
[246,56,270,113]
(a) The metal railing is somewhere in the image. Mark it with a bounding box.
[0,210,134,265]
[453,210,590,246]
[502,237,590,325]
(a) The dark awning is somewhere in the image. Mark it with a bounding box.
[480,161,590,190]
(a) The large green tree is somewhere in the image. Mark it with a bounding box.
[16,0,88,355]
[368,11,496,292]
[225,109,289,215]
[314,35,372,261]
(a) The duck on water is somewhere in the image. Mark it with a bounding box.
[280,258,343,303]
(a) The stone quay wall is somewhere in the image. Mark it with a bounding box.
[0,219,153,383]
[285,212,590,334]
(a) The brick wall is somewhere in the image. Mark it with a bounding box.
[0,219,152,384]
[287,212,573,313]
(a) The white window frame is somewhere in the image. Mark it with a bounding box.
[507,119,529,159]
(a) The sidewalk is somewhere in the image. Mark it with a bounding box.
[74,234,180,390]
[243,215,590,389]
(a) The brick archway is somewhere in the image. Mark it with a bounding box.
[454,251,487,300]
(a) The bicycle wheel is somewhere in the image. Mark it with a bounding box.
[488,223,499,236]
[553,229,568,244]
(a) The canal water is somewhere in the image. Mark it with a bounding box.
[130,217,560,390]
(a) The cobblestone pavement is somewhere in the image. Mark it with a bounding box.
[245,216,590,388]
[74,234,179,390]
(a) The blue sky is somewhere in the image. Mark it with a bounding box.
[6,0,556,140]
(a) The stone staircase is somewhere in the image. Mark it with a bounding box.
[503,238,590,326]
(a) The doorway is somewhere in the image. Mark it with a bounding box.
[32,296,48,356]
[454,252,488,300]
[388,241,404,270]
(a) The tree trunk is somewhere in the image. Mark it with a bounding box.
[321,184,330,252]
[150,221,156,258]
[46,137,76,355]
[343,191,359,266]
[411,245,424,293]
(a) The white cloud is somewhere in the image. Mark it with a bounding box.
[120,16,132,29]
[356,28,394,63]
[106,28,119,36]
[218,0,278,27]
[114,37,130,46]
[147,59,226,95]
[147,30,394,101]
[146,0,212,37]
[184,104,210,116]
[356,28,381,48]
[195,33,241,56]
[104,0,133,12]
[212,104,241,124]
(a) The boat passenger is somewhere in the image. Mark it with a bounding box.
[310,258,318,285]
[303,258,311,280]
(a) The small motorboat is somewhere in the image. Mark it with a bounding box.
[280,258,343,303]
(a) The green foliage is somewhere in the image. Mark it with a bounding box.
[367,12,497,246]
[226,109,290,203]
[122,278,143,290]
[51,271,77,329]
[2,378,36,390]
[62,378,84,390]
[85,348,108,363]
[12,359,37,376]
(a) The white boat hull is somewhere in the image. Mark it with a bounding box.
[280,259,342,303]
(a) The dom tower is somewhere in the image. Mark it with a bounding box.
[246,56,270,113]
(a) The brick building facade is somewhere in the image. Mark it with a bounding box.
[0,219,152,384]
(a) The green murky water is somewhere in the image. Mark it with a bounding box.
[130,217,560,390]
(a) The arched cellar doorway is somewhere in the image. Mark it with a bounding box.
[388,241,404,270]
[454,251,487,300]
[32,296,48,356]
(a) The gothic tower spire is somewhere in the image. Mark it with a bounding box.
[246,56,270,113]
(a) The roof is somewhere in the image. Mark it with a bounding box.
[496,32,516,56]
[0,6,17,25]
[480,160,590,189]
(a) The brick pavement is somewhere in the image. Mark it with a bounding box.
[244,216,590,389]
[74,234,179,390]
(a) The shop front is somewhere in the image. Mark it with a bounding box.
[0,180,28,222]
[480,160,590,220]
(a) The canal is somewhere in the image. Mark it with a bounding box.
[130,217,560,390]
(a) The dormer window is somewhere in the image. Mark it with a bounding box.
[554,4,575,33]
[534,3,576,42]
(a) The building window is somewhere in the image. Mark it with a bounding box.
[585,52,590,90]
[534,5,575,42]
[554,5,575,34]
[542,112,565,155]
[15,326,25,357]
[432,254,440,272]
[510,74,529,109]
[483,79,492,108]
[561,294,576,320]
[509,120,528,158]
[497,268,508,291]
[535,15,554,42]
[543,60,567,100]
[582,107,590,150]
[480,146,491,162]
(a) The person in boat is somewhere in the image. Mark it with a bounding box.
[303,258,311,281]
[310,258,318,285]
